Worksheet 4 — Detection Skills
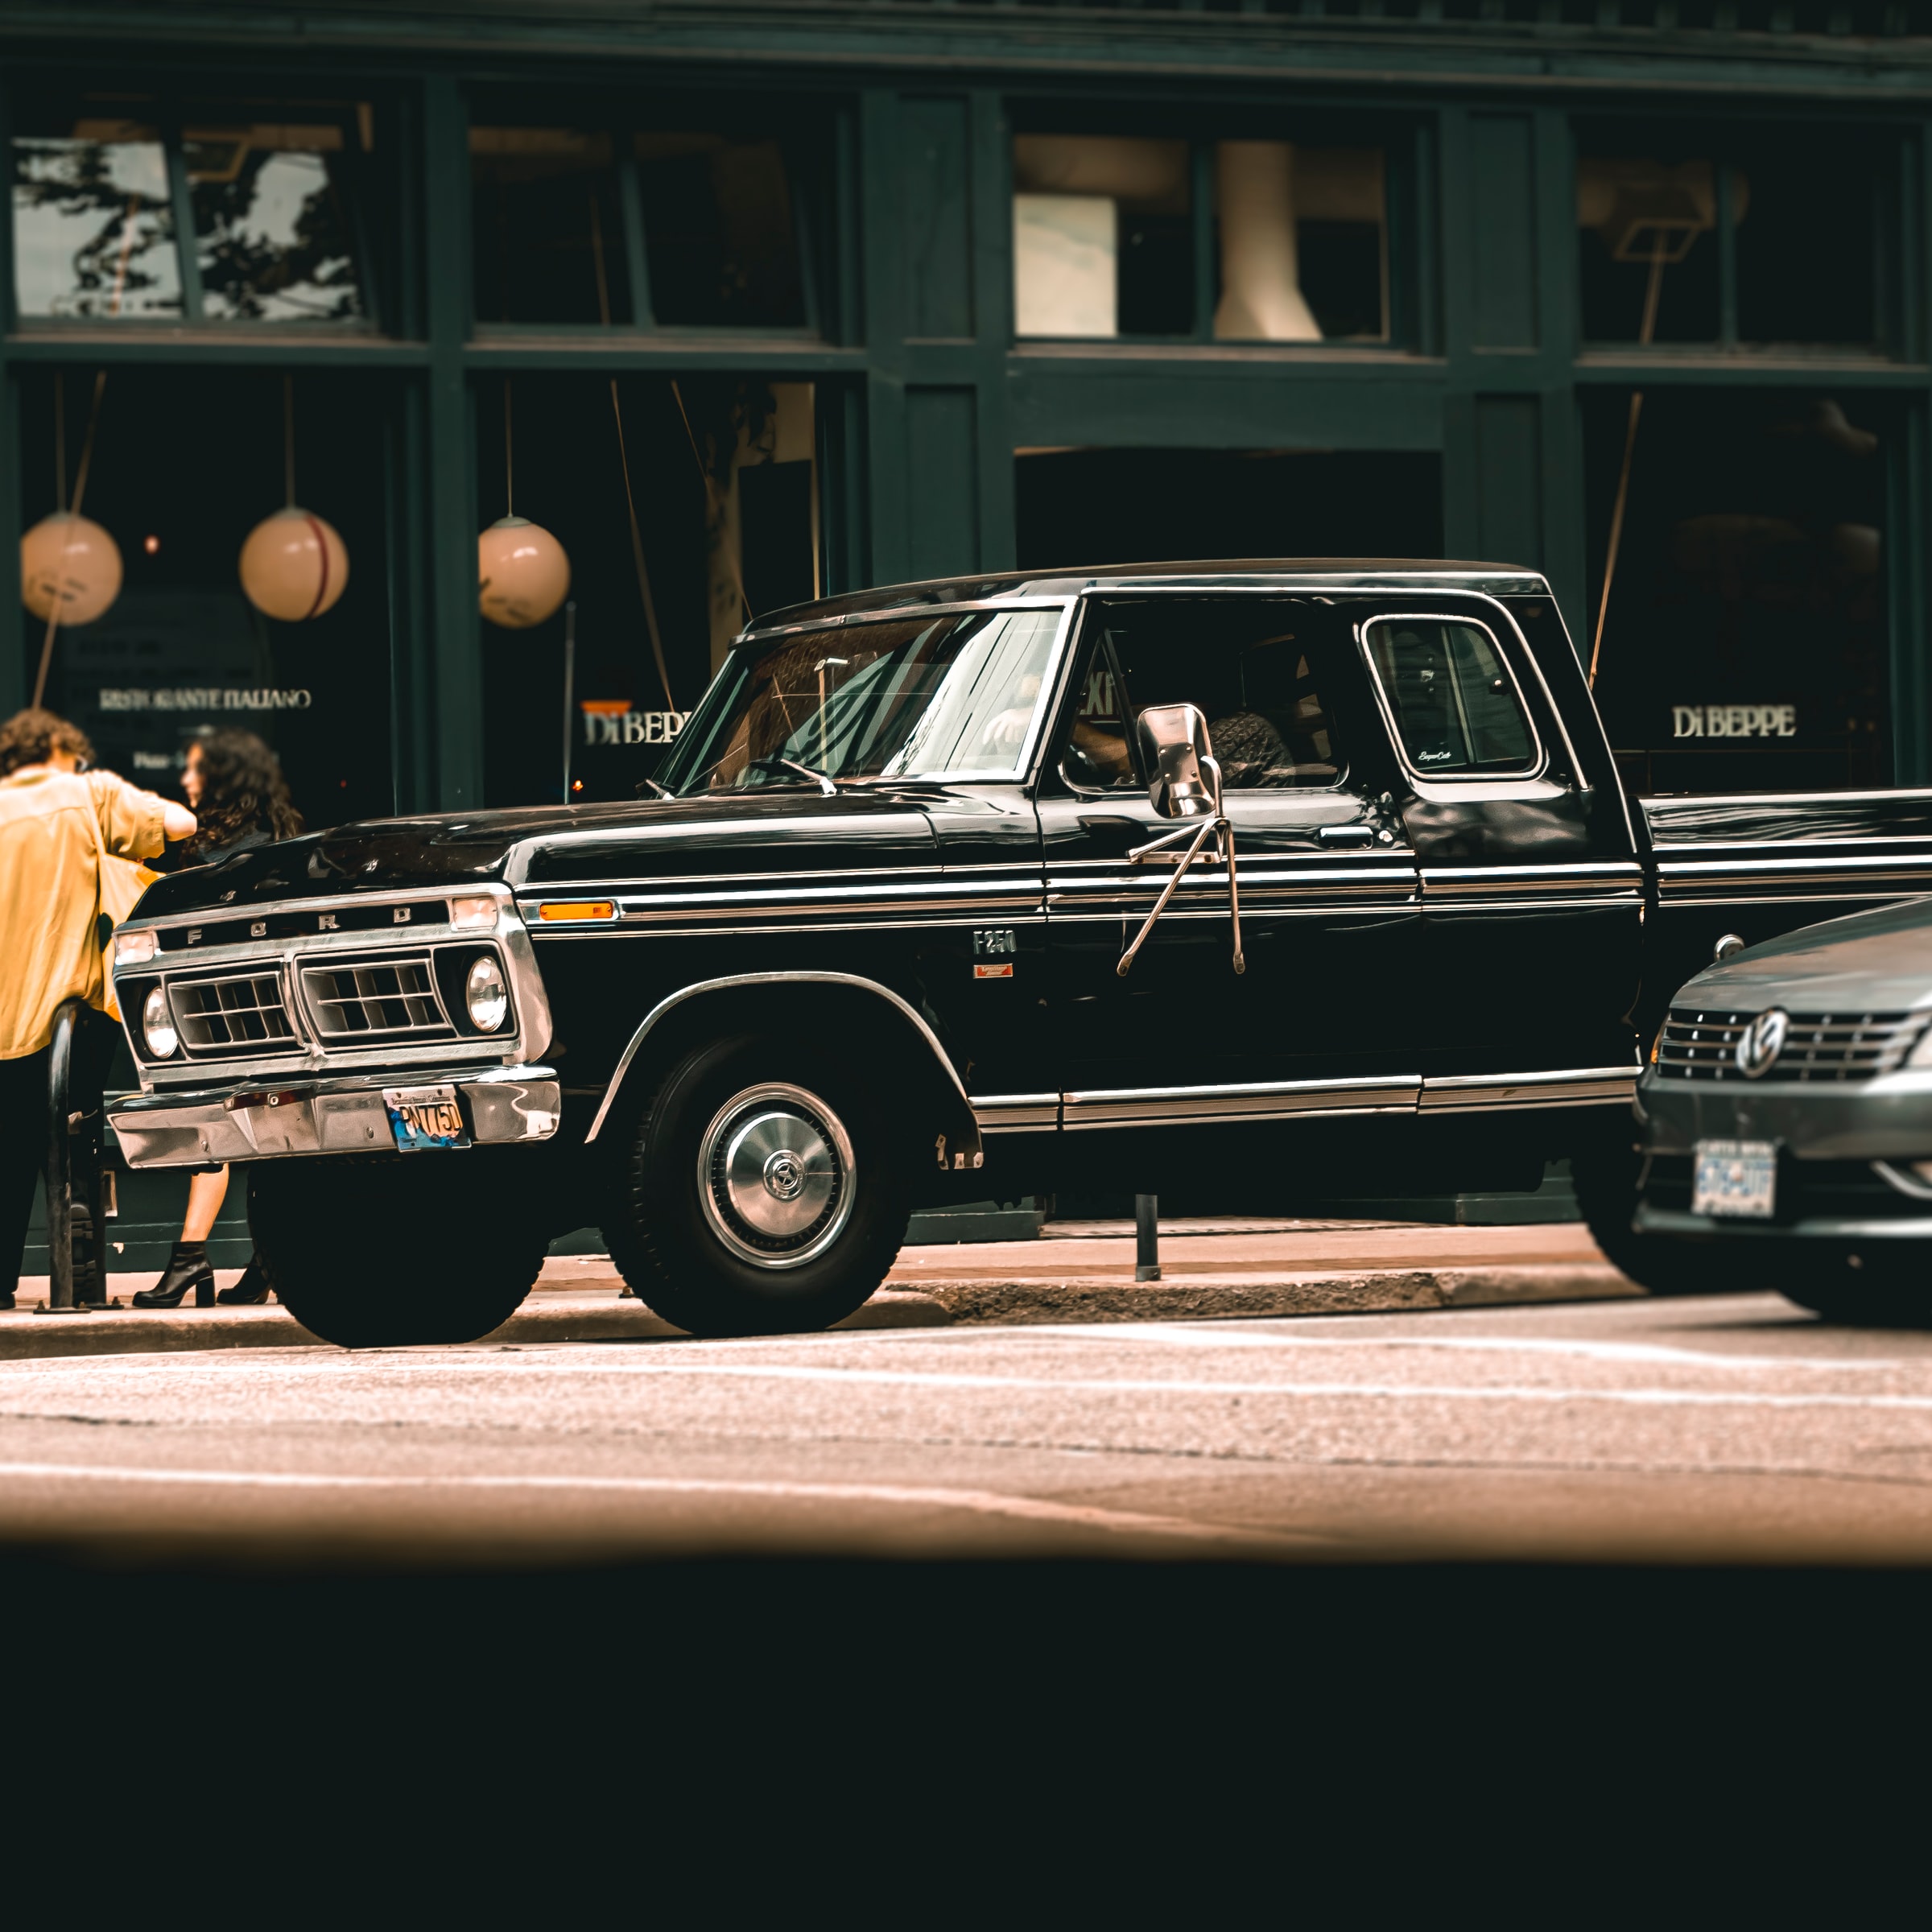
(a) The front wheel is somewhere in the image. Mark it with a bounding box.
[601,1034,910,1337]
[249,1156,550,1348]
[1571,1129,1733,1298]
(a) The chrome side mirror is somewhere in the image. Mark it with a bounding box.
[1713,932,1745,964]
[1136,704,1222,819]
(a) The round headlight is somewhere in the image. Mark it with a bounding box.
[464,955,508,1033]
[142,984,179,1059]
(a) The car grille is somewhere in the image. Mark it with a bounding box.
[299,956,454,1042]
[1655,1009,1923,1083]
[169,972,299,1057]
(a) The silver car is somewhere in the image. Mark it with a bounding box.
[1636,898,1932,1323]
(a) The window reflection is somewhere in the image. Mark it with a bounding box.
[187,123,365,321]
[1579,130,1887,349]
[1216,142,1385,342]
[470,127,629,326]
[1011,134,1386,343]
[11,122,181,318]
[1013,135,1191,337]
[1587,391,1889,793]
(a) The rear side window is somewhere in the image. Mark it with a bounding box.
[1363,617,1538,778]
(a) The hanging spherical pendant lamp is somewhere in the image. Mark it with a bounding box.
[479,514,571,629]
[478,378,570,630]
[239,506,349,621]
[20,511,123,627]
[237,376,349,622]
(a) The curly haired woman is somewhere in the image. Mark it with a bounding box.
[133,729,304,1310]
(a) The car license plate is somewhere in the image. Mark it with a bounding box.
[384,1084,470,1154]
[1692,1138,1777,1219]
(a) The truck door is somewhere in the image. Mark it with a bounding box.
[1353,594,1647,1107]
[1038,594,1422,1126]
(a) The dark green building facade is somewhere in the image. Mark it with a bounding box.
[4,0,1930,821]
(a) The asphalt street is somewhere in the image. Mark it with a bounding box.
[3,1289,1932,1567]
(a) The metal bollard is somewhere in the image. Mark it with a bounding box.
[43,1001,110,1313]
[1134,1192,1160,1282]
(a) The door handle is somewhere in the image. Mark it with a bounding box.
[1078,815,1146,836]
[1318,824,1376,848]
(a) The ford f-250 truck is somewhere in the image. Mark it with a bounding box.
[101,559,1931,1346]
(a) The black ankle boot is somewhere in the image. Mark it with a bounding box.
[216,1253,271,1306]
[132,1241,215,1310]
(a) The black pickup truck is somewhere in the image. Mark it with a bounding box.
[101,559,1932,1346]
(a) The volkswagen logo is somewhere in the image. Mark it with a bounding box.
[1737,1008,1789,1080]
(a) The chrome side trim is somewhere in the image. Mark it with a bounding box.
[1420,863,1644,906]
[1418,1065,1640,1111]
[583,971,971,1145]
[1061,1075,1422,1130]
[972,1092,1061,1133]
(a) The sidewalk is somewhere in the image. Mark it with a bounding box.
[2,1218,1632,1358]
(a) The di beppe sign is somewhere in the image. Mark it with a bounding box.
[1671,703,1798,740]
[580,700,686,745]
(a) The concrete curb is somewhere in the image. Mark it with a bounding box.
[0,1263,1637,1359]
[910,1264,1639,1326]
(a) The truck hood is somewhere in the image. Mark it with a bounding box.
[1677,895,1932,1013]
[132,791,945,919]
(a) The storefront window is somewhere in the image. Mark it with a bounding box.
[1012,133,1386,343]
[470,118,811,331]
[1585,390,1889,794]
[11,105,372,324]
[637,134,807,328]
[12,122,181,319]
[477,374,820,807]
[17,367,394,824]
[470,127,629,326]
[1579,126,1889,350]
[185,122,366,321]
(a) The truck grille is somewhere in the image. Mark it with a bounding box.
[1656,1009,1922,1083]
[299,956,454,1042]
[169,972,299,1057]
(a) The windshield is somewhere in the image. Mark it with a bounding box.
[660,605,1064,795]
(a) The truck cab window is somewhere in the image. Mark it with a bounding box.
[1364,617,1538,778]
[1059,597,1344,791]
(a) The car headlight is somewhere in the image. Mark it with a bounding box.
[464,955,509,1033]
[1909,1022,1932,1068]
[142,984,179,1059]
[115,927,158,966]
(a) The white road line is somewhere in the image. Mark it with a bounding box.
[0,1461,1311,1549]
[437,1358,1932,1410]
[988,1324,1928,1373]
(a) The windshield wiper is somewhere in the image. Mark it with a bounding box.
[749,755,838,797]
[633,777,675,799]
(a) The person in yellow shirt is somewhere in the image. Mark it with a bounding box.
[0,709,195,1308]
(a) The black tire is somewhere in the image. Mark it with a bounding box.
[601,1032,910,1337]
[1571,1129,1736,1298]
[249,1155,549,1348]
[1776,1254,1932,1328]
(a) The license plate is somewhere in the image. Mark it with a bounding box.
[1692,1138,1777,1219]
[384,1084,470,1154]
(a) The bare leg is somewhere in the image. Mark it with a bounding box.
[181,1166,230,1244]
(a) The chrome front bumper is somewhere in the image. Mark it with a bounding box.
[106,1063,560,1169]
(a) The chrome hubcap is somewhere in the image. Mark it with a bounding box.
[698,1082,855,1269]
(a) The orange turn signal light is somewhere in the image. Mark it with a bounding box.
[536,900,617,923]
